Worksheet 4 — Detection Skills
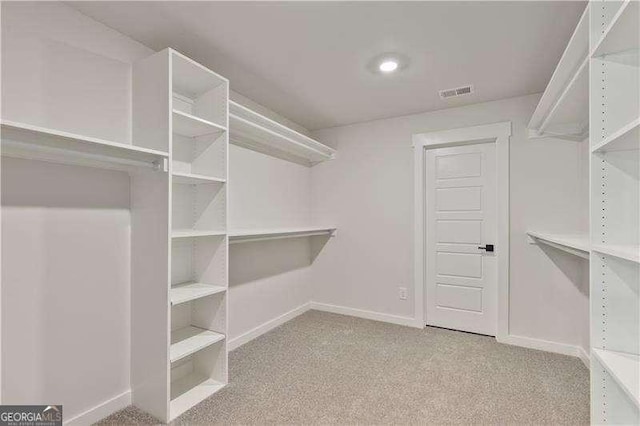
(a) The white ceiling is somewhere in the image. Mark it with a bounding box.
[69,1,586,130]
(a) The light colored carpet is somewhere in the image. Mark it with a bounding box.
[98,311,590,425]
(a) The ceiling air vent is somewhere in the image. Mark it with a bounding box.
[439,85,474,99]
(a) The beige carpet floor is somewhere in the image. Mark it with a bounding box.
[98,311,590,425]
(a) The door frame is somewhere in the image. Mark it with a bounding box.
[412,122,511,340]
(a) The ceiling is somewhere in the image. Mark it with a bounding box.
[69,1,586,131]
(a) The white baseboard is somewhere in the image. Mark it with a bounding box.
[310,302,420,328]
[577,346,591,370]
[65,390,131,426]
[228,302,312,351]
[498,334,586,361]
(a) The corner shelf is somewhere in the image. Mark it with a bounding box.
[1,120,168,171]
[172,172,226,185]
[170,283,226,306]
[528,5,589,141]
[229,227,336,244]
[593,348,640,409]
[170,326,225,363]
[527,231,590,259]
[173,110,226,138]
[592,243,640,264]
[229,100,335,166]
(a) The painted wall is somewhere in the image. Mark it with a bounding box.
[228,145,314,341]
[311,94,590,352]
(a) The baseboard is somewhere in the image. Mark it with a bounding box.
[498,334,586,360]
[577,346,591,370]
[310,302,420,328]
[228,302,312,351]
[65,389,131,426]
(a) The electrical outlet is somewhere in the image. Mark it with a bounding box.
[398,287,407,300]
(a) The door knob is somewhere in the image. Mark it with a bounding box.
[478,244,494,252]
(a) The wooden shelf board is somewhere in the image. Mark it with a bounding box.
[172,171,226,185]
[592,0,640,59]
[527,231,590,259]
[229,101,335,166]
[593,348,640,409]
[170,283,226,306]
[170,373,225,420]
[592,243,640,264]
[229,227,336,244]
[170,326,225,363]
[172,229,226,239]
[173,110,226,138]
[1,120,168,169]
[592,118,640,153]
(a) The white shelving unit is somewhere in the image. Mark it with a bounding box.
[589,1,639,423]
[1,120,168,171]
[526,231,590,259]
[229,100,336,166]
[229,226,336,244]
[132,48,229,422]
[528,5,590,141]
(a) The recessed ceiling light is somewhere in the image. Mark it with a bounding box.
[368,53,408,75]
[379,60,399,73]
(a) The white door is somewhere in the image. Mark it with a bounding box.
[425,142,497,336]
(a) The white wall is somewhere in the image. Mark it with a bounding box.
[1,158,131,418]
[228,145,314,342]
[311,94,590,352]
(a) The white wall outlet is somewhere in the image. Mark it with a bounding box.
[398,287,408,300]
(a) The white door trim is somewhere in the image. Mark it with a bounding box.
[412,122,511,340]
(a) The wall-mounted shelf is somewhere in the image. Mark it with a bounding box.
[591,0,639,58]
[229,226,336,244]
[592,243,640,264]
[592,348,640,409]
[170,283,226,306]
[591,118,640,153]
[527,231,590,259]
[173,110,226,138]
[528,5,589,141]
[1,120,168,171]
[229,100,335,166]
[172,172,226,185]
[172,230,226,239]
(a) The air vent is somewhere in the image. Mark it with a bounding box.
[439,85,474,99]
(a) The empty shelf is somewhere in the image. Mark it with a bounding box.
[527,231,590,259]
[592,244,640,264]
[172,230,226,239]
[593,348,640,409]
[229,227,336,244]
[528,5,589,140]
[229,100,335,166]
[173,110,226,138]
[171,283,226,306]
[591,0,639,58]
[170,374,225,420]
[172,172,226,185]
[171,49,227,99]
[1,120,168,170]
[592,118,640,153]
[170,326,225,363]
